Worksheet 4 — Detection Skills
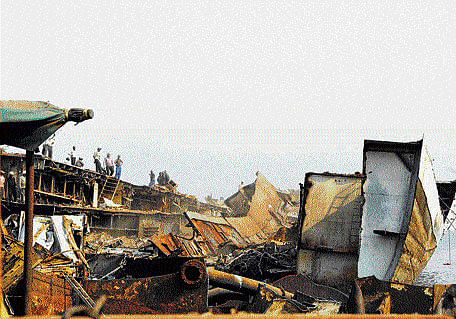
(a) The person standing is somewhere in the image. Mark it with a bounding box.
[69,146,77,165]
[104,153,114,176]
[114,155,123,179]
[93,147,103,174]
[42,134,55,159]
[163,170,170,184]
[19,171,26,202]
[149,170,155,187]
[7,172,18,202]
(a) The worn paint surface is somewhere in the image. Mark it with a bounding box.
[393,147,444,284]
[359,140,422,282]
[297,173,364,293]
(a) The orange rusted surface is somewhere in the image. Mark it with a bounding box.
[185,211,248,255]
[29,271,73,315]
[19,314,455,318]
[151,233,203,257]
[84,257,208,315]
[226,173,290,243]
[392,179,440,284]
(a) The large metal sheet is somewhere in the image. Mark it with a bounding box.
[297,173,365,293]
[225,173,290,243]
[298,249,359,294]
[359,140,422,282]
[299,173,365,253]
[393,146,444,283]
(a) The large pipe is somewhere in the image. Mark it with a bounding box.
[23,150,35,315]
[207,267,293,299]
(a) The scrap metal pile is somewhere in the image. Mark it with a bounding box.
[1,137,456,316]
[215,242,297,282]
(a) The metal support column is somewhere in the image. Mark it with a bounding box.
[23,150,34,315]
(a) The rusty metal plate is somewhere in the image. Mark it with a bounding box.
[84,257,208,314]
[352,276,435,314]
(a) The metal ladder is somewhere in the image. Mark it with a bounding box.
[98,176,120,202]
[64,274,95,308]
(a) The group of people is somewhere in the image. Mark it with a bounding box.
[93,147,123,179]
[41,135,124,180]
[149,170,170,187]
[0,170,26,202]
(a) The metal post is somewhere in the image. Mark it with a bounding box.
[23,150,34,315]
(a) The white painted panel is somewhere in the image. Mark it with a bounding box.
[358,151,414,280]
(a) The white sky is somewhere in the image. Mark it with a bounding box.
[2,2,456,200]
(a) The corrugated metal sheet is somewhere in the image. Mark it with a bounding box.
[226,173,291,244]
[185,211,248,254]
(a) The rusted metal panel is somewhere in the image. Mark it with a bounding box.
[2,235,43,293]
[299,173,365,253]
[224,182,255,217]
[185,211,248,254]
[150,233,203,257]
[297,173,365,294]
[6,270,73,315]
[84,257,208,314]
[393,147,444,284]
[29,271,73,315]
[226,172,294,244]
[352,276,435,314]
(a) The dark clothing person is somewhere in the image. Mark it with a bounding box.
[0,172,5,200]
[157,172,164,185]
[93,148,103,174]
[69,146,76,165]
[7,173,18,202]
[163,171,170,184]
[157,171,170,186]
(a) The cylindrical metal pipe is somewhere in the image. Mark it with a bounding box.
[207,267,293,299]
[23,150,35,315]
